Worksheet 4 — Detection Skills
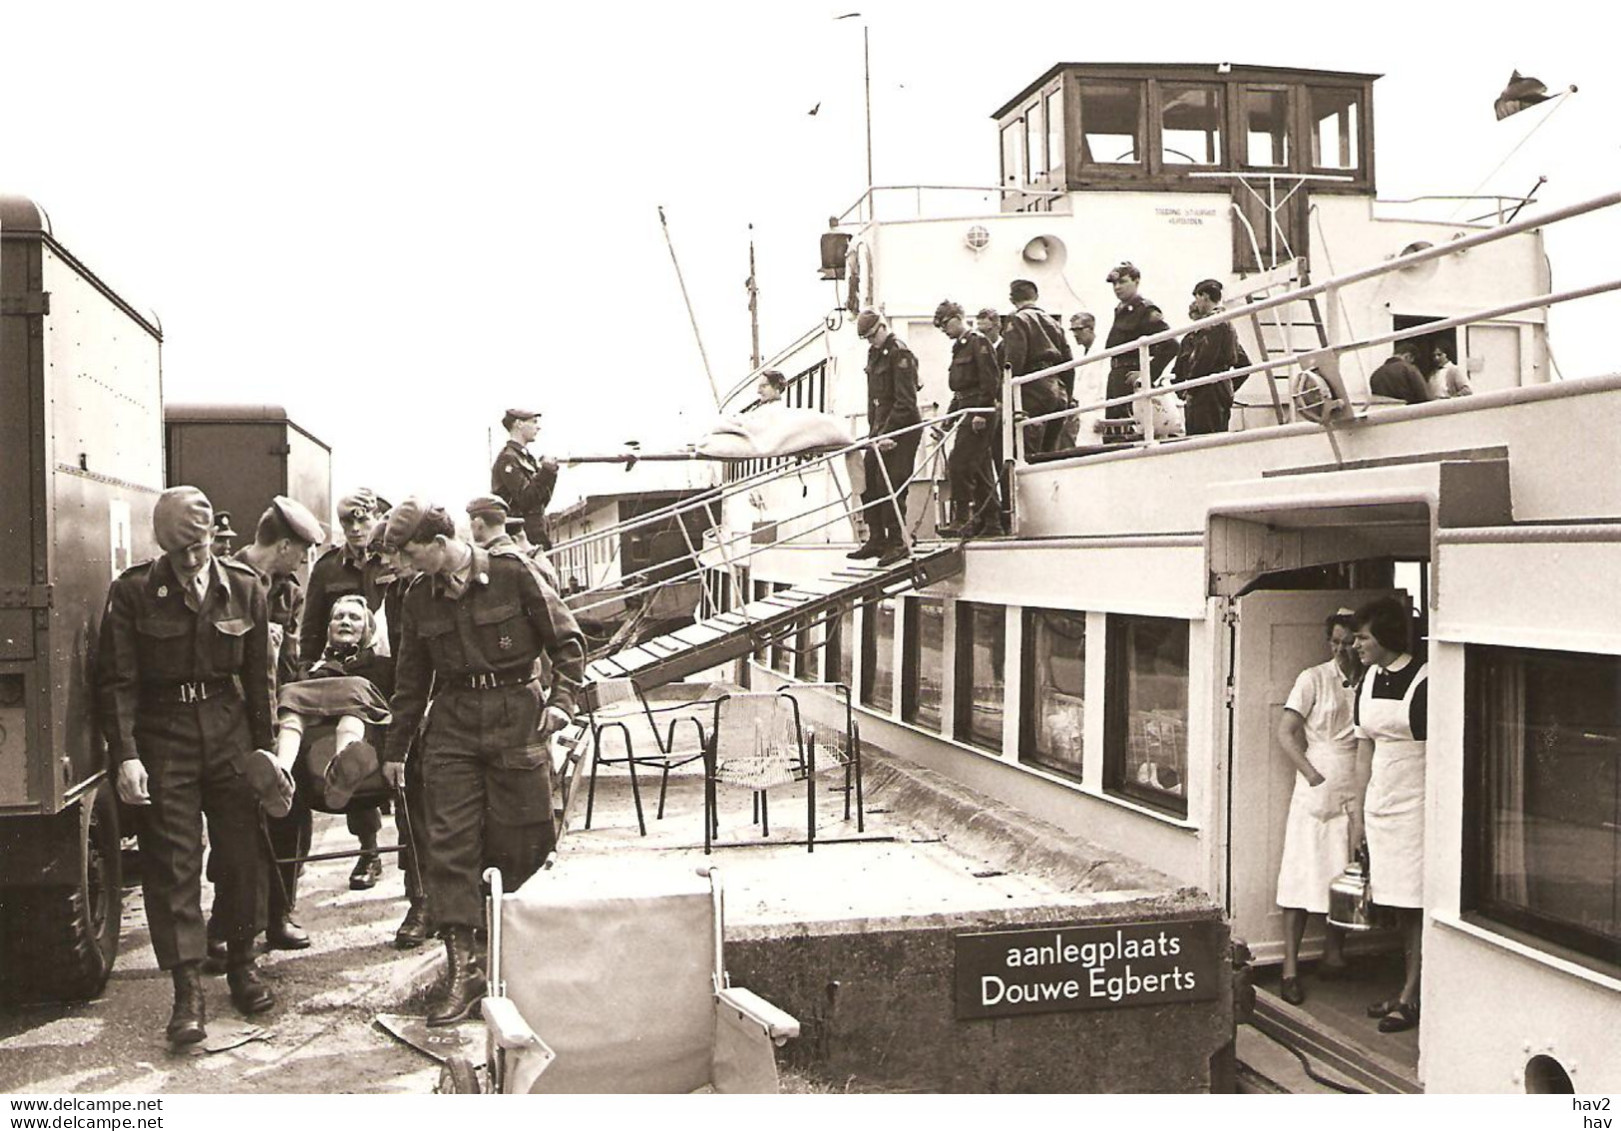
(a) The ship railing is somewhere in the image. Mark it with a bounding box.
[836,184,1067,226]
[1374,184,1544,226]
[549,407,991,624]
[1004,187,1621,459]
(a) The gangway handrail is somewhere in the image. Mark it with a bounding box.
[1003,188,1621,400]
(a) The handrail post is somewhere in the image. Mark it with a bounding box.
[1137,343,1157,446]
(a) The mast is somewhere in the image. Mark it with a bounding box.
[658,205,723,411]
[747,224,761,371]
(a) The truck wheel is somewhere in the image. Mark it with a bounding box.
[436,1056,481,1094]
[0,785,123,1003]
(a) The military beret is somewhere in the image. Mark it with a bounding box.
[466,494,509,517]
[854,308,881,338]
[337,488,378,519]
[365,513,391,553]
[153,486,214,552]
[381,497,427,551]
[502,407,541,430]
[1192,278,1224,300]
[1106,261,1141,283]
[503,516,527,535]
[269,495,325,545]
[932,300,965,329]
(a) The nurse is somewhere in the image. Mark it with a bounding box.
[1350,597,1428,1034]
[1274,610,1363,1004]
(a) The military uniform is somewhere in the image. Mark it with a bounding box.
[1003,304,1073,454]
[860,334,923,548]
[385,546,585,929]
[97,554,274,970]
[491,440,558,550]
[301,543,385,671]
[1172,319,1243,435]
[1105,296,1178,420]
[945,328,1003,533]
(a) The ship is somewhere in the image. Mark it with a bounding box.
[547,62,1620,1093]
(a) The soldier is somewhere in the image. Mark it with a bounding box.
[934,301,1004,538]
[1370,345,1432,405]
[847,309,922,567]
[466,494,512,550]
[205,496,324,961]
[96,487,279,1043]
[975,307,1007,371]
[1001,279,1074,456]
[1171,279,1245,436]
[302,488,388,891]
[491,408,560,550]
[380,499,585,1025]
[1103,262,1178,421]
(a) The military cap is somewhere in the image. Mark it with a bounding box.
[1106,261,1141,283]
[153,486,214,552]
[1069,312,1096,328]
[466,493,509,517]
[1192,278,1224,301]
[503,516,527,535]
[269,495,325,545]
[379,496,451,551]
[213,511,239,542]
[854,308,882,338]
[502,407,541,430]
[336,488,379,520]
[365,513,391,554]
[932,300,965,329]
[975,307,1001,323]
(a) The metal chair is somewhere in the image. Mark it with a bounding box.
[444,863,799,1094]
[581,678,714,836]
[703,692,816,854]
[774,682,865,833]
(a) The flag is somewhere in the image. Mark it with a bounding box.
[1494,70,1552,120]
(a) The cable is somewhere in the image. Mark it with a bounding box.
[1244,1022,1368,1094]
[1448,88,1576,221]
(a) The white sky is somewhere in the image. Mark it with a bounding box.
[7,0,1617,515]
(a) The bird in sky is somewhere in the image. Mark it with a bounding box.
[808,102,821,115]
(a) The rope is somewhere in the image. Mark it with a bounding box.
[1448,88,1576,221]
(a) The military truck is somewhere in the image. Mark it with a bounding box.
[0,195,164,1002]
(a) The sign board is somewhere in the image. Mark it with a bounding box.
[954,919,1223,1020]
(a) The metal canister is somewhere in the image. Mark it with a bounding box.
[1327,858,1394,932]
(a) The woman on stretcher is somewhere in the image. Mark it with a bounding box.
[273,594,395,807]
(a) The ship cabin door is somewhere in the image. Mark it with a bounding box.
[1226,587,1395,963]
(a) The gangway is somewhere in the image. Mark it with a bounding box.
[584,546,963,686]
[547,408,983,695]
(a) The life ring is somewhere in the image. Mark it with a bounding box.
[1290,365,1350,424]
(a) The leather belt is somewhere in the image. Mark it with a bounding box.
[456,668,535,692]
[141,678,236,706]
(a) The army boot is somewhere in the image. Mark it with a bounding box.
[166,962,207,1046]
[394,899,429,950]
[427,926,486,1027]
[225,940,276,1015]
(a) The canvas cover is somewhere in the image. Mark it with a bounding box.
[695,405,853,460]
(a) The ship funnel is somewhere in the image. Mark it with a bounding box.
[1021,234,1068,271]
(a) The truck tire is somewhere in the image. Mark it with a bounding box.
[0,785,123,1003]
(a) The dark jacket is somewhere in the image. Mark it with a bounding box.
[1106,295,1178,380]
[1173,320,1244,408]
[1002,305,1074,393]
[97,554,275,763]
[1369,356,1432,405]
[384,547,587,763]
[947,329,1001,409]
[231,548,304,690]
[300,543,383,677]
[865,335,922,436]
[491,439,558,533]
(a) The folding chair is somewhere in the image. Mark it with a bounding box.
[445,862,799,1094]
[581,678,712,836]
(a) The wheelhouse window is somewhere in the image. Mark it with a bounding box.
[1025,99,1047,177]
[1022,609,1085,777]
[1078,80,1143,166]
[1046,88,1065,180]
[1001,119,1024,188]
[861,597,896,713]
[956,602,1006,753]
[1243,87,1291,168]
[902,597,945,731]
[1466,646,1621,966]
[1104,615,1189,816]
[1310,87,1361,170]
[1160,84,1222,166]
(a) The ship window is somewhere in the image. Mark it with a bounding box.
[826,608,852,688]
[956,602,1006,753]
[752,579,770,663]
[796,617,819,682]
[1465,646,1621,967]
[1243,87,1291,168]
[1022,609,1085,777]
[1104,615,1189,816]
[1310,87,1361,170]
[770,583,794,675]
[1078,80,1143,166]
[861,597,896,713]
[1026,99,1046,177]
[1160,84,1223,166]
[902,596,946,731]
[1001,119,1024,188]
[1046,88,1065,179]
